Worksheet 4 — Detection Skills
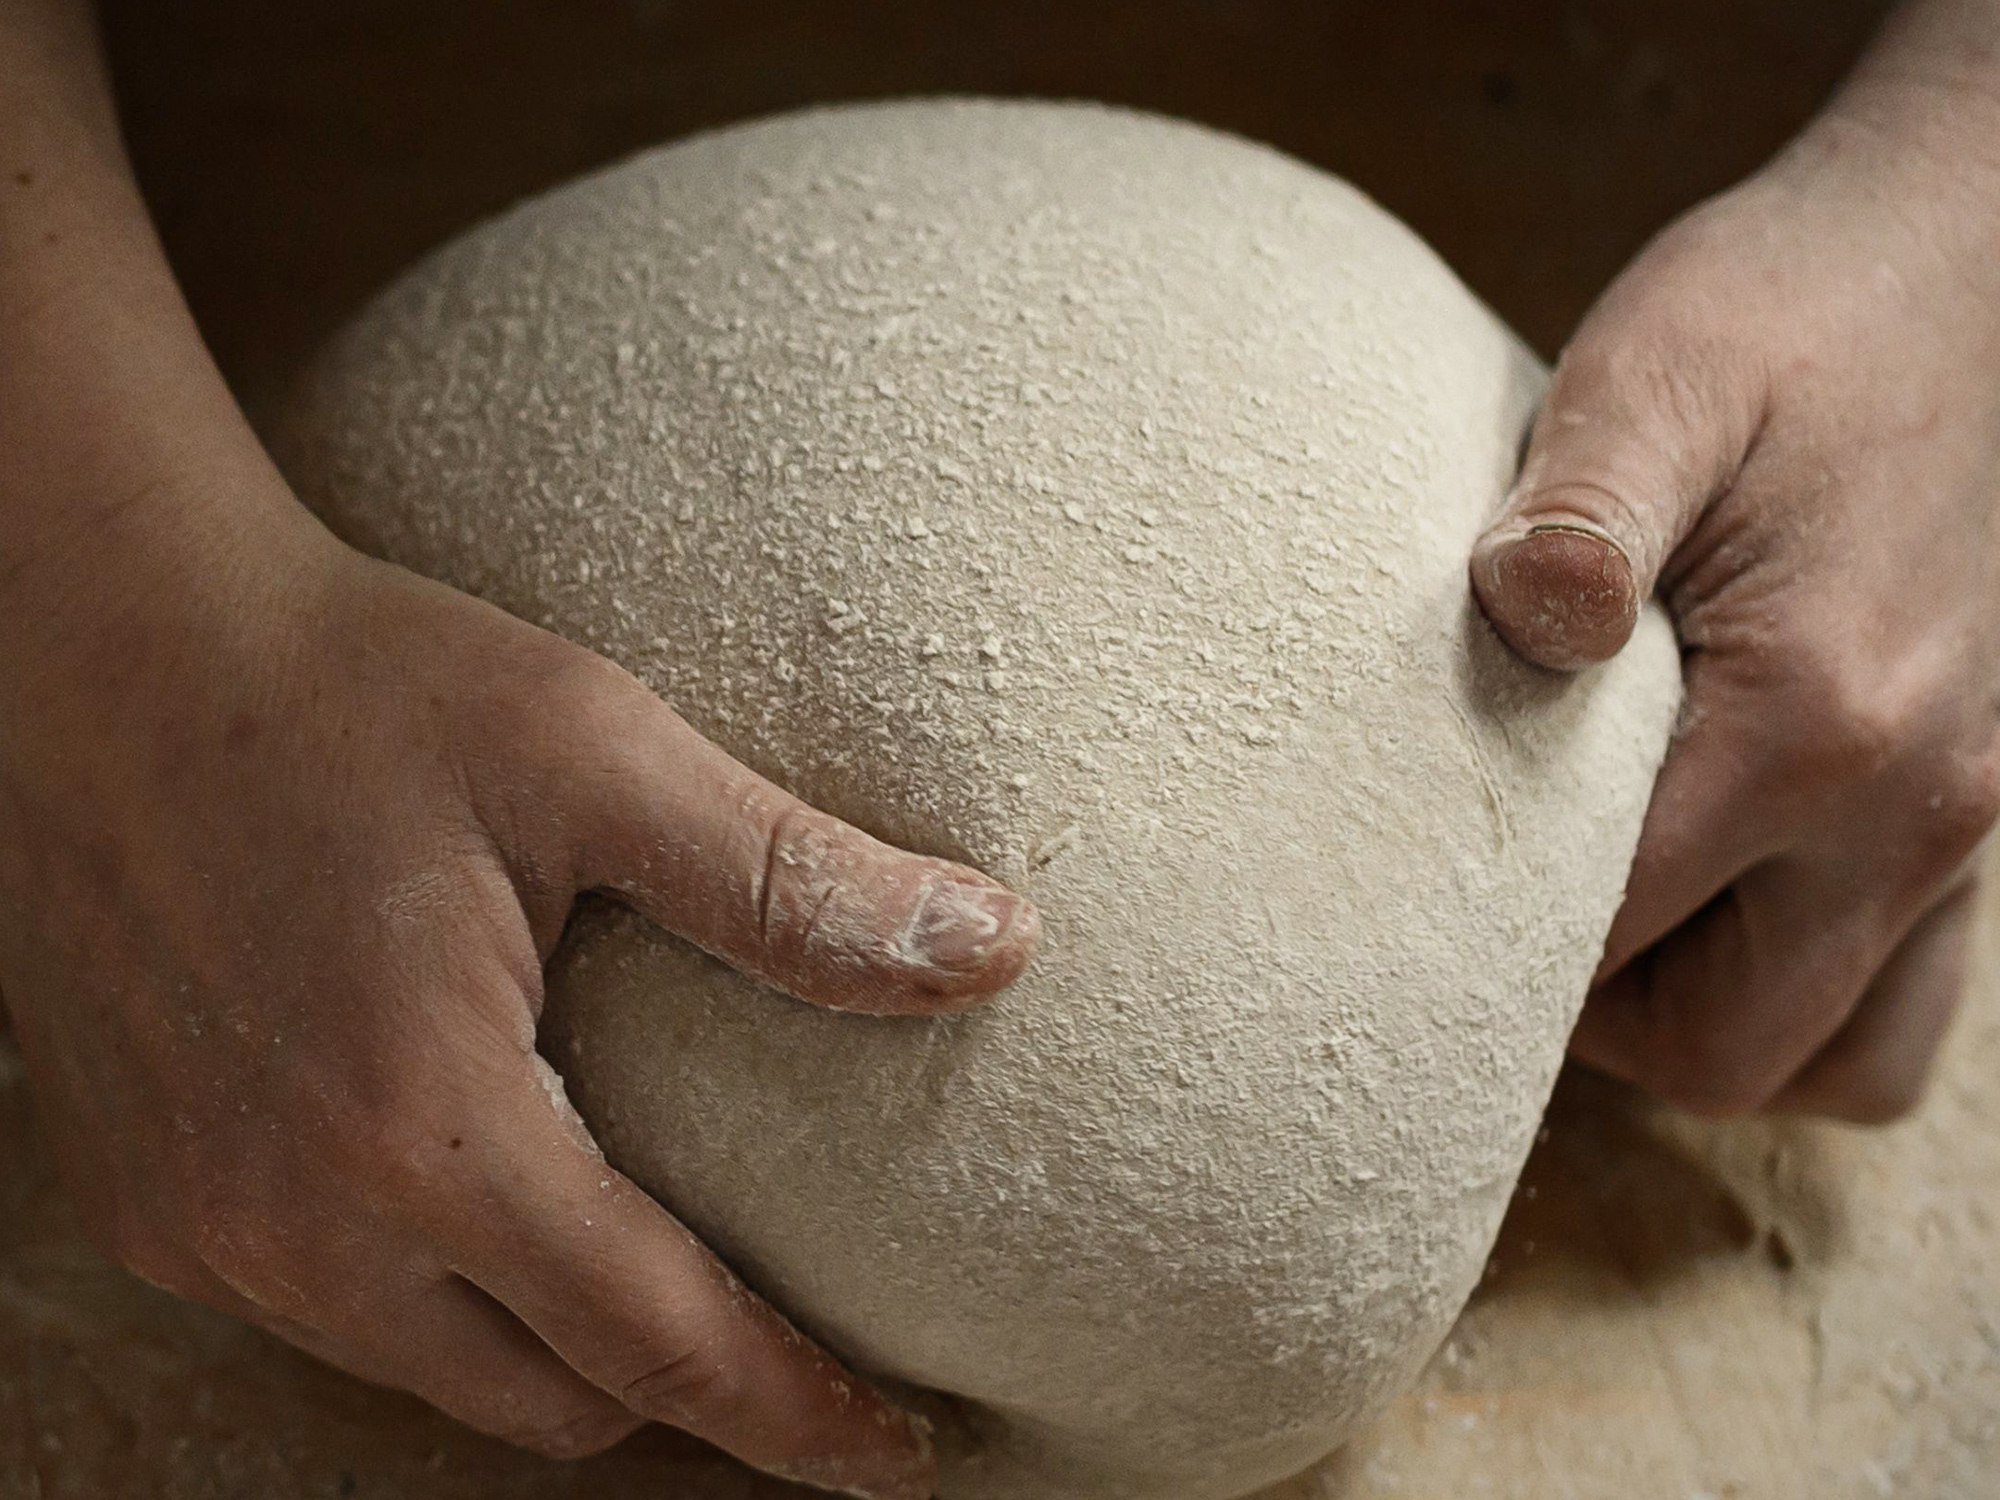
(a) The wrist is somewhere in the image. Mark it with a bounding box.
[1815,0,2000,183]
[0,449,343,735]
[1760,12,2000,302]
[0,123,335,706]
[0,0,311,624]
[1847,0,2000,109]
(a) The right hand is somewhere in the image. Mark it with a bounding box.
[0,472,1037,1499]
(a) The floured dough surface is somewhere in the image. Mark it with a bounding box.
[279,100,1681,1500]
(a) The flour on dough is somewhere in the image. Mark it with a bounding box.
[278,99,1681,1500]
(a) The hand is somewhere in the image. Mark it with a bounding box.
[1471,53,2000,1122]
[3,8,1036,1489]
[0,480,1036,1498]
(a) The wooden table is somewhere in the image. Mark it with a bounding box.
[11,3,1996,1496]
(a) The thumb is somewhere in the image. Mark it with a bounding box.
[557,664,1041,1016]
[1472,311,1762,670]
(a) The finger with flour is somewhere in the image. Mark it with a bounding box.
[548,660,1041,1015]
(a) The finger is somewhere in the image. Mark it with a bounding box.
[1574,858,1898,1115]
[446,1071,935,1500]
[561,663,1040,1015]
[170,1255,641,1459]
[1596,654,1800,978]
[158,1246,642,1460]
[1771,879,1977,1123]
[1472,287,1766,668]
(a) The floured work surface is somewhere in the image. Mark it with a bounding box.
[3,867,1997,1500]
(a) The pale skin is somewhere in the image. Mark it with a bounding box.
[1472,0,2000,1121]
[0,1,1995,1497]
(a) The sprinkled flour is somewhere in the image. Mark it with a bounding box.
[278,100,1681,1500]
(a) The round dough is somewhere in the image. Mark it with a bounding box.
[278,100,1680,1500]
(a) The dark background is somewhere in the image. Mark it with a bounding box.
[101,0,1890,419]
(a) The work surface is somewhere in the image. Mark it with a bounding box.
[8,890,1997,1500]
[9,2,1998,1497]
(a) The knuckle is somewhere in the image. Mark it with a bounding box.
[620,1347,746,1428]
[1781,650,1909,789]
[753,801,851,949]
[550,650,656,741]
[1928,755,2000,861]
[1818,700,1904,786]
[492,643,663,793]
[1774,640,1998,871]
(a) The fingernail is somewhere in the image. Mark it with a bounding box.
[1524,518,1629,555]
[907,881,1027,973]
[1479,523,1639,670]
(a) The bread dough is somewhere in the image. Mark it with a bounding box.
[277,100,1681,1500]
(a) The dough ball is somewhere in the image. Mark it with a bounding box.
[278,100,1680,1500]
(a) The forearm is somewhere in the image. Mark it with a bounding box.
[0,1,316,682]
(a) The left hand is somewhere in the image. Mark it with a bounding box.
[1471,58,2000,1122]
